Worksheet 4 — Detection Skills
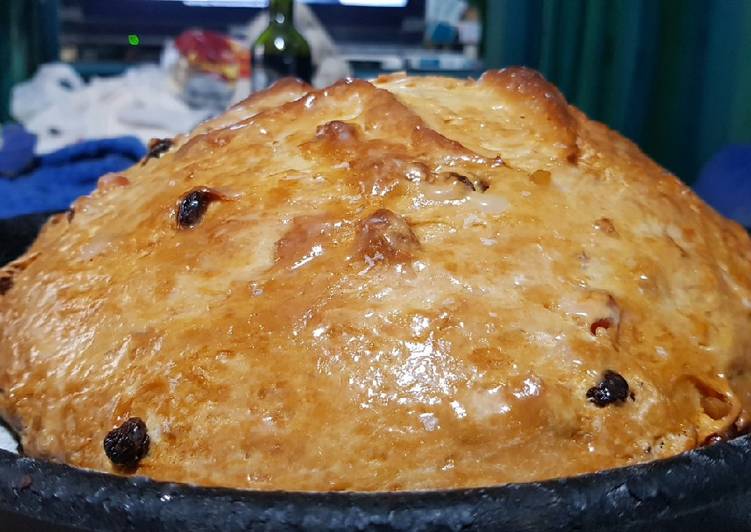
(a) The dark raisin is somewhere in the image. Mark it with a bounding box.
[590,318,612,335]
[451,173,476,191]
[586,370,630,407]
[477,179,490,192]
[0,276,13,295]
[103,417,150,468]
[176,187,221,229]
[142,138,173,165]
[594,217,617,235]
[316,120,357,141]
[703,434,724,446]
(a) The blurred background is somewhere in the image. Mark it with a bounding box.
[1,0,750,250]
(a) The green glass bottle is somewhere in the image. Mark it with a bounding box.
[252,0,313,91]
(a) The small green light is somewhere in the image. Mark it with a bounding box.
[128,34,140,46]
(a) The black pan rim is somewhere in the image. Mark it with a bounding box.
[2,434,751,531]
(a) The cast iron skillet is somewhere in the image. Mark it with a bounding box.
[2,215,751,531]
[1,436,751,531]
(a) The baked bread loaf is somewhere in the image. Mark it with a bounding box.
[1,68,751,491]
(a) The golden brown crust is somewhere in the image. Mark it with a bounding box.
[1,68,751,491]
[176,77,314,147]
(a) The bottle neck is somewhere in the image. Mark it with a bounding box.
[269,0,294,25]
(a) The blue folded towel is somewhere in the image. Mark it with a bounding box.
[0,124,36,177]
[0,130,146,219]
[694,144,751,227]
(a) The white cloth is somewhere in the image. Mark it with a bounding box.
[0,425,18,453]
[11,63,211,154]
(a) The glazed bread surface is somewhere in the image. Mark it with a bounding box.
[1,68,751,491]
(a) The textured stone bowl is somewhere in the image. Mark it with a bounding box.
[1,435,750,531]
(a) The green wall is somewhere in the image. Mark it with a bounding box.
[484,0,751,184]
[0,0,59,123]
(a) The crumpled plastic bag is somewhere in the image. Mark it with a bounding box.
[11,63,211,154]
[11,63,84,124]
